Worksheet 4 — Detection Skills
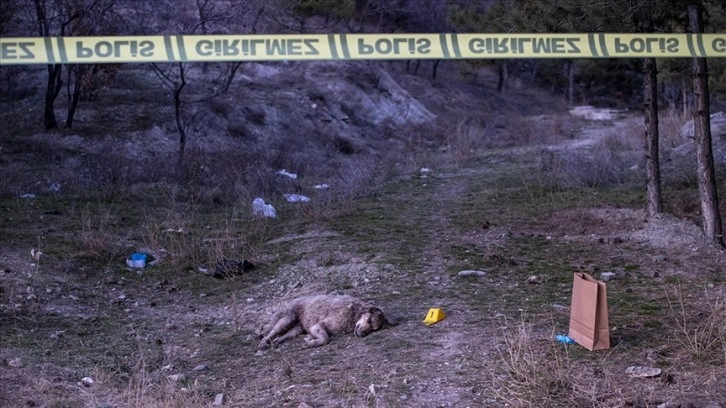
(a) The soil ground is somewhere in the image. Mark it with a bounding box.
[1,63,725,408]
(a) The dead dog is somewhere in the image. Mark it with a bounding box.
[257,294,391,349]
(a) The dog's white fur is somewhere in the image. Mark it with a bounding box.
[257,294,390,349]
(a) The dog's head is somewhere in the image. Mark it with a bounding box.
[354,307,390,337]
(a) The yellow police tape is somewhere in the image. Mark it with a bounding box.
[1,33,725,65]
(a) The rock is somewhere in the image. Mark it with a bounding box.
[168,373,185,382]
[601,272,616,282]
[7,357,23,368]
[192,364,208,371]
[526,275,541,284]
[252,197,276,218]
[625,366,661,378]
[79,377,94,387]
[679,111,726,140]
[276,169,297,179]
[283,193,310,203]
[213,393,224,406]
[457,270,486,277]
[569,106,626,121]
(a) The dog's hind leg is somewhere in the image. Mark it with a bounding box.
[271,323,303,347]
[258,312,298,350]
[303,323,330,347]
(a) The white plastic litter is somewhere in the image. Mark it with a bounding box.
[284,193,310,203]
[314,183,330,190]
[252,198,277,218]
[276,169,297,179]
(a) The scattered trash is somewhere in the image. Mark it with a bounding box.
[79,377,94,387]
[213,393,224,406]
[30,248,42,262]
[423,308,446,325]
[49,182,61,192]
[555,334,575,345]
[600,272,617,282]
[126,253,147,269]
[252,198,276,218]
[419,167,432,173]
[277,169,297,179]
[625,366,662,378]
[457,270,486,277]
[20,193,36,199]
[314,183,329,190]
[212,259,255,279]
[284,193,310,203]
[50,330,65,339]
[192,364,208,371]
[526,275,542,284]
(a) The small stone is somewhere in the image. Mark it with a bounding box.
[80,377,94,387]
[168,373,185,382]
[652,255,666,262]
[625,366,661,378]
[298,403,312,408]
[7,357,23,368]
[213,393,224,406]
[601,272,616,282]
[526,275,541,284]
[457,270,486,277]
[50,330,65,339]
[192,364,208,371]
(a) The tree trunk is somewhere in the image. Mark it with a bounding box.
[223,62,243,94]
[432,60,440,81]
[66,76,82,129]
[43,64,61,129]
[174,63,188,170]
[643,57,662,216]
[497,61,508,93]
[567,60,575,105]
[65,65,85,129]
[689,3,724,246]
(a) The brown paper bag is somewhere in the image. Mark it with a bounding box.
[568,272,610,350]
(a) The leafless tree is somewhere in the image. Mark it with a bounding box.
[689,2,723,246]
[31,0,115,129]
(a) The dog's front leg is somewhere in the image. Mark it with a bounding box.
[303,323,330,347]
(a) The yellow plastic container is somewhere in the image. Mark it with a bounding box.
[423,308,446,325]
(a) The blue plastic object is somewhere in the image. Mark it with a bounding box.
[555,334,575,345]
[127,252,147,268]
[130,253,147,261]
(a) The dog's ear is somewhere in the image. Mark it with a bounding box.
[370,307,396,328]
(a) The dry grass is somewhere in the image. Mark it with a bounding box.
[492,316,592,408]
[666,284,726,362]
